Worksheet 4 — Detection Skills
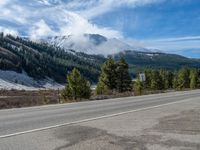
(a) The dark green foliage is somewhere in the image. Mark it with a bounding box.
[176,68,190,89]
[142,67,199,92]
[197,70,200,88]
[159,70,174,89]
[150,70,162,90]
[143,69,175,91]
[96,79,108,95]
[133,80,143,96]
[173,74,179,89]
[96,57,132,94]
[96,57,117,93]
[116,58,132,92]
[62,68,91,100]
[144,69,152,89]
[189,69,198,89]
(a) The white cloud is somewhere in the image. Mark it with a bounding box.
[29,20,56,39]
[0,1,28,24]
[0,0,10,6]
[0,27,18,36]
[58,11,122,38]
[0,0,125,38]
[151,36,200,42]
[141,36,200,52]
[0,0,164,40]
[71,0,165,19]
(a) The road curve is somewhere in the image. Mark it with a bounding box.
[0,90,200,137]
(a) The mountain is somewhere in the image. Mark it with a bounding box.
[113,50,200,77]
[44,34,150,55]
[0,33,105,89]
[1,33,200,89]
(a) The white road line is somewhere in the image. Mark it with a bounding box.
[0,97,196,139]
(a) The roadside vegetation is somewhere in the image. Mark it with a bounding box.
[134,67,200,96]
[0,90,60,109]
[62,57,200,102]
[61,68,91,101]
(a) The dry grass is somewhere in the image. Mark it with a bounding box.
[0,89,61,109]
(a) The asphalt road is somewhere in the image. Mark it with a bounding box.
[0,90,200,138]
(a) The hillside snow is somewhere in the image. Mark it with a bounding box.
[0,70,64,90]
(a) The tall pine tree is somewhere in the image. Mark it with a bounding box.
[150,70,162,90]
[62,68,91,100]
[177,68,190,89]
[190,69,198,89]
[96,57,117,94]
[116,58,132,93]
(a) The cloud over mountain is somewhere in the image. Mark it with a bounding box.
[0,0,199,57]
[0,0,163,39]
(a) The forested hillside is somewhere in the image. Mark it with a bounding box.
[0,33,105,83]
[113,50,200,77]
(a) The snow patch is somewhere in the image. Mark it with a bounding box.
[0,70,64,90]
[146,53,159,57]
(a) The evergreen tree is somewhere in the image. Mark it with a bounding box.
[173,72,179,89]
[134,80,143,96]
[144,69,153,89]
[116,58,132,93]
[159,70,174,89]
[96,57,117,94]
[79,78,91,99]
[150,70,162,90]
[159,70,168,90]
[190,69,198,89]
[176,68,190,89]
[96,78,108,95]
[168,71,174,89]
[197,70,200,88]
[62,68,91,100]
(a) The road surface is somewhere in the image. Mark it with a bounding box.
[0,90,200,137]
[0,90,200,150]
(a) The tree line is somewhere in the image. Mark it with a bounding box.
[62,57,200,101]
[134,67,200,95]
[62,57,132,100]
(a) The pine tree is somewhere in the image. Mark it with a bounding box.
[144,69,153,89]
[177,68,190,89]
[116,58,132,93]
[197,70,200,88]
[159,70,168,90]
[62,68,91,100]
[190,69,198,89]
[96,57,117,94]
[96,77,108,95]
[134,80,143,96]
[150,70,162,90]
[173,72,179,89]
[79,78,91,99]
[159,70,174,90]
[168,71,174,89]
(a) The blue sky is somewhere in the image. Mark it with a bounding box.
[0,0,200,58]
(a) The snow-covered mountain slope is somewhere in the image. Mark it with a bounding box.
[0,70,64,90]
[44,34,150,55]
